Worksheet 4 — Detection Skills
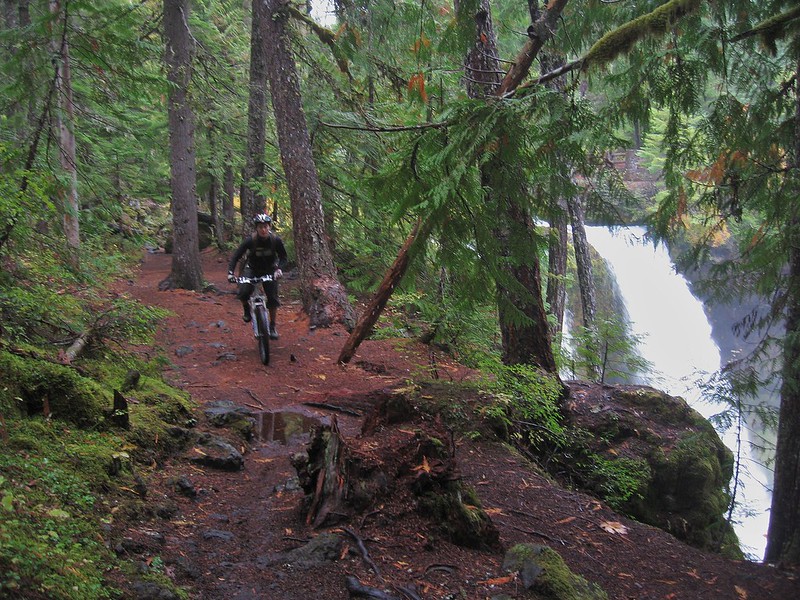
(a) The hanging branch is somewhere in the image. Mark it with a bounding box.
[287,5,351,76]
[729,6,800,44]
[519,0,704,94]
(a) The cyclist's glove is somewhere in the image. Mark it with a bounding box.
[227,272,236,283]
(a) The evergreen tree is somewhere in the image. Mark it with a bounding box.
[262,0,354,327]
[163,0,203,290]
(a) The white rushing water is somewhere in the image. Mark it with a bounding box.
[585,225,770,560]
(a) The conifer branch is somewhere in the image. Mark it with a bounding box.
[318,120,449,133]
[729,6,800,44]
[287,5,351,76]
[512,0,703,96]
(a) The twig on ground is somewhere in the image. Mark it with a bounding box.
[499,520,569,546]
[242,388,264,406]
[342,526,382,579]
[345,576,400,599]
[303,401,361,416]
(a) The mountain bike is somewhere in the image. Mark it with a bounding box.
[236,274,273,365]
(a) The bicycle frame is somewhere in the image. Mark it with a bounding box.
[236,274,273,364]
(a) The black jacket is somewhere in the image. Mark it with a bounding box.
[228,232,288,276]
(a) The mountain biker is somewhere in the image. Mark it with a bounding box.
[227,213,288,339]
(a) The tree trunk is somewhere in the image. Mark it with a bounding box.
[567,194,600,379]
[567,197,596,328]
[338,218,433,364]
[50,0,79,260]
[222,158,235,242]
[546,198,568,339]
[241,0,268,229]
[494,192,558,373]
[458,0,502,98]
[164,0,203,290]
[765,56,800,567]
[765,207,800,565]
[460,0,558,373]
[261,0,353,328]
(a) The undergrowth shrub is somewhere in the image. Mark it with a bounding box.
[481,363,566,450]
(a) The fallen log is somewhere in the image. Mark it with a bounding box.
[61,331,90,364]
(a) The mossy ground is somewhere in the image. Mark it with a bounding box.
[0,349,192,599]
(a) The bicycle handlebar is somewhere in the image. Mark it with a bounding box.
[235,274,274,284]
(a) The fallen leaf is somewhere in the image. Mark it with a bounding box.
[484,507,506,516]
[734,585,748,599]
[600,520,628,535]
[412,456,432,474]
[477,575,514,585]
[556,516,576,525]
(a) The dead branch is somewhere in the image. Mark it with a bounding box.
[303,401,362,417]
[60,331,90,364]
[500,520,568,546]
[341,526,381,579]
[344,576,400,600]
[338,218,434,364]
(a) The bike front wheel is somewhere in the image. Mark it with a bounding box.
[254,305,270,365]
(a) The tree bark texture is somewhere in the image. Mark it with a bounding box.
[223,158,235,241]
[164,0,204,290]
[242,0,268,228]
[567,194,596,328]
[494,194,558,372]
[458,0,502,98]
[567,194,600,379]
[765,56,800,567]
[50,0,79,257]
[546,198,568,338]
[461,0,558,373]
[765,209,800,565]
[496,0,570,96]
[261,0,354,328]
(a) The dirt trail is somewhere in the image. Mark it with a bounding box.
[119,248,800,600]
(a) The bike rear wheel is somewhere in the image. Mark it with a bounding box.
[255,306,270,365]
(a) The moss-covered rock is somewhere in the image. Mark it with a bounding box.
[558,383,741,557]
[0,350,106,427]
[502,543,607,599]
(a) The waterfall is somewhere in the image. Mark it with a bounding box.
[585,225,770,561]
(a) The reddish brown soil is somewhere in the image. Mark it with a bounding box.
[119,247,800,599]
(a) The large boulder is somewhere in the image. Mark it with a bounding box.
[560,383,740,557]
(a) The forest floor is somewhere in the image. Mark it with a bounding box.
[117,247,800,600]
